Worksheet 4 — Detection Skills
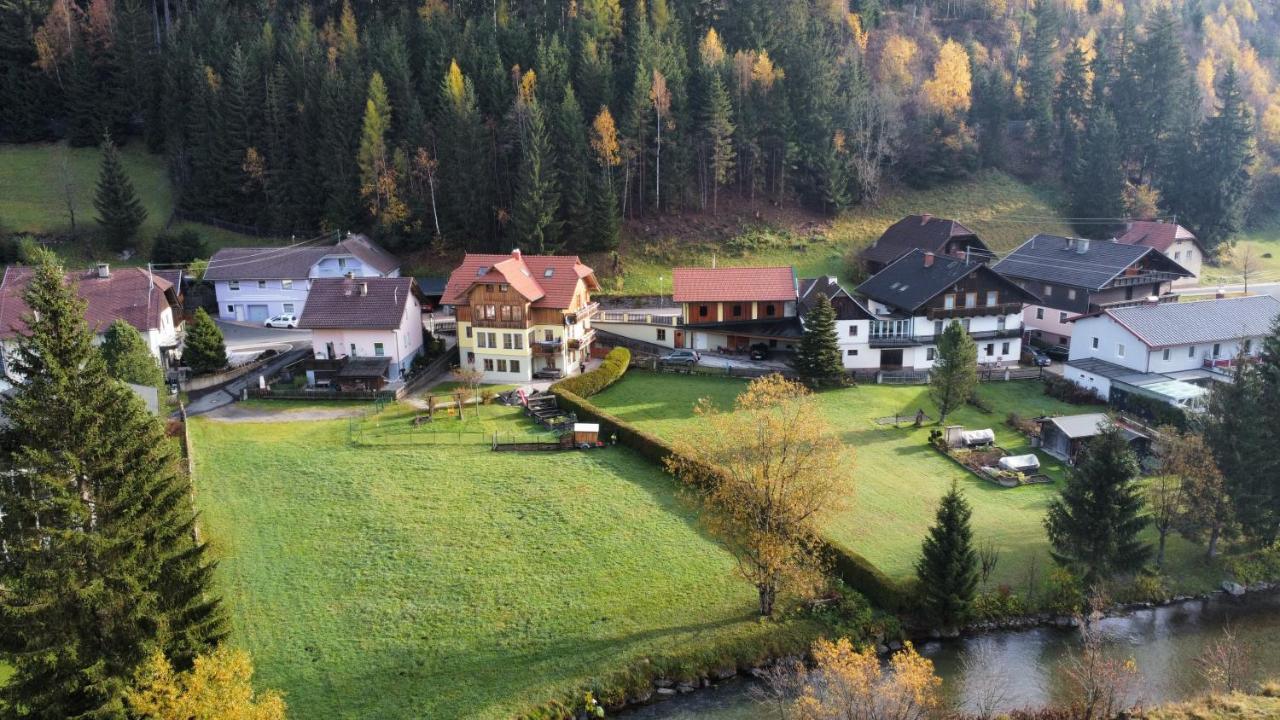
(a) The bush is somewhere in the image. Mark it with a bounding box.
[1116,571,1171,604]
[1113,390,1187,430]
[966,390,993,413]
[1043,374,1105,405]
[1006,411,1040,436]
[822,539,905,612]
[972,585,1029,621]
[151,228,208,265]
[1227,544,1280,585]
[1042,567,1086,615]
[553,347,631,398]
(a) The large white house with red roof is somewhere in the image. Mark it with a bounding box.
[442,250,600,383]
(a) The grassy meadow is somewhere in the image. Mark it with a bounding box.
[589,372,1225,594]
[187,405,815,719]
[609,171,1073,295]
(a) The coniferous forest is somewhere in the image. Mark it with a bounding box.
[1,0,1278,256]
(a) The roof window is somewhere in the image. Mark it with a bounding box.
[476,266,489,277]
[544,268,555,278]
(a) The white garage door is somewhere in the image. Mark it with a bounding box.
[247,304,270,322]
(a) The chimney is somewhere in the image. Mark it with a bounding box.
[920,213,932,224]
[1076,238,1090,254]
[95,262,110,279]
[512,248,522,259]
[923,251,935,268]
[359,282,368,297]
[345,271,355,279]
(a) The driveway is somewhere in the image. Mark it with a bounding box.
[184,347,311,416]
[216,319,312,355]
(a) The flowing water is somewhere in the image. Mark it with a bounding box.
[623,592,1280,719]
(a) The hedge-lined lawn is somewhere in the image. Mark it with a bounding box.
[590,373,1223,594]
[188,408,812,719]
[611,171,1071,295]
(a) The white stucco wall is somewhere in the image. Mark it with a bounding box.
[592,321,677,348]
[309,296,424,378]
[214,279,311,322]
[1022,305,1076,345]
[1063,364,1112,400]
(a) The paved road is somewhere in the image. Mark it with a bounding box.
[184,347,312,416]
[216,319,312,353]
[1174,281,1280,299]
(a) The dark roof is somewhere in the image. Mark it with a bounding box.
[442,250,597,309]
[855,250,1036,313]
[332,234,401,275]
[415,277,449,295]
[203,245,333,281]
[0,266,176,340]
[203,235,400,281]
[798,276,874,320]
[335,356,392,378]
[1065,356,1142,380]
[861,214,986,265]
[992,234,1191,290]
[672,266,797,303]
[297,277,416,329]
[1083,296,1280,348]
[1116,221,1203,254]
[684,317,805,339]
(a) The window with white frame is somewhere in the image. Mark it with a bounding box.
[511,360,520,373]
[656,328,666,341]
[986,291,998,306]
[1213,343,1221,358]
[927,347,936,361]
[497,359,507,372]
[283,303,295,314]
[1092,337,1099,349]
[1117,343,1125,358]
[477,333,488,348]
[944,294,956,309]
[1035,308,1044,320]
[374,343,385,357]
[847,349,858,356]
[1059,311,1068,324]
[229,281,240,291]
[1067,288,1077,300]
[1162,348,1171,361]
[257,280,267,289]
[282,279,292,290]
[1188,345,1195,357]
[503,333,514,350]
[483,358,494,371]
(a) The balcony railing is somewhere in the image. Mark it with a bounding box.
[1094,294,1180,311]
[599,310,679,326]
[926,302,1023,321]
[471,318,531,329]
[1107,272,1184,288]
[566,302,599,324]
[568,329,596,350]
[532,339,563,356]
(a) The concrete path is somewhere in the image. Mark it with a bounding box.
[184,347,311,416]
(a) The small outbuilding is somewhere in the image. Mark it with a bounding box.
[1036,413,1148,464]
[572,422,601,448]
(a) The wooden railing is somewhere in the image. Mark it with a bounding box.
[926,302,1023,321]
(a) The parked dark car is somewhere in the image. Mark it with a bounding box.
[749,343,770,361]
[1042,344,1070,361]
[659,349,700,366]
[1021,346,1052,367]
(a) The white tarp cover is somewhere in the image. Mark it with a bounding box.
[961,429,996,446]
[573,423,600,433]
[999,454,1041,472]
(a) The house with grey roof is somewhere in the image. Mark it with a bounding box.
[992,234,1191,348]
[851,249,1038,370]
[205,233,400,324]
[860,214,992,274]
[1062,295,1280,411]
[298,277,423,383]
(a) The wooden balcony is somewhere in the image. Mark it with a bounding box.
[568,329,596,350]
[1107,272,1184,288]
[471,318,531,329]
[532,339,563,356]
[566,302,600,324]
[926,302,1023,321]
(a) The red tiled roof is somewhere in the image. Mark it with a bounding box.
[442,251,597,309]
[1115,221,1201,254]
[0,266,176,340]
[297,277,415,329]
[672,266,797,303]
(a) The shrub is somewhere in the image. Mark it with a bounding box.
[553,347,631,398]
[1116,571,1171,604]
[966,390,993,413]
[151,228,208,265]
[1042,567,1086,615]
[1043,374,1105,405]
[1226,544,1280,586]
[1114,390,1187,430]
[972,585,1029,621]
[1006,411,1040,436]
[822,539,905,612]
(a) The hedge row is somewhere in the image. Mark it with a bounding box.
[551,347,631,397]
[552,382,906,613]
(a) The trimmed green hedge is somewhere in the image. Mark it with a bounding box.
[821,538,905,612]
[552,347,631,397]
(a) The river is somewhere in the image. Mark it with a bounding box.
[622,592,1280,719]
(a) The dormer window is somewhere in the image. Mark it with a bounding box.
[476,266,489,277]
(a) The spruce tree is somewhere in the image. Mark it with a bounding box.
[1068,106,1125,234]
[1024,0,1061,151]
[703,71,735,215]
[0,253,224,717]
[511,78,561,253]
[1205,341,1277,543]
[916,481,979,628]
[929,320,977,425]
[586,173,621,252]
[93,132,148,251]
[1044,423,1151,586]
[1190,64,1254,253]
[796,292,843,388]
[183,308,227,374]
[100,318,165,392]
[550,85,592,249]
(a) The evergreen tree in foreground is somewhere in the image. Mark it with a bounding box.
[796,292,843,388]
[93,132,148,252]
[929,320,977,425]
[0,252,225,718]
[184,308,227,374]
[1044,423,1151,586]
[916,481,979,628]
[101,318,165,392]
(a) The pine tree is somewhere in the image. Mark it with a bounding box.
[1132,7,1189,180]
[184,308,226,374]
[93,132,148,251]
[550,85,592,249]
[915,481,979,628]
[1023,0,1060,152]
[703,71,735,215]
[1055,42,1090,176]
[796,292,843,388]
[0,253,224,717]
[100,318,165,392]
[1068,106,1125,234]
[1190,64,1254,253]
[438,59,495,248]
[929,320,977,425]
[1044,423,1151,586]
[511,73,562,253]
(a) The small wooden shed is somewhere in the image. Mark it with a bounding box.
[573,422,601,448]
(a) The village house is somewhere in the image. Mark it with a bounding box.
[670,266,802,353]
[859,214,993,275]
[0,263,182,383]
[443,250,599,383]
[797,276,878,370]
[852,249,1037,370]
[205,234,400,323]
[298,276,424,383]
[992,234,1192,348]
[1063,295,1280,411]
[1115,221,1205,287]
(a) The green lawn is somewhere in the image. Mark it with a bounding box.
[188,405,812,719]
[590,373,1225,594]
[0,141,282,266]
[609,171,1073,295]
[1201,224,1280,286]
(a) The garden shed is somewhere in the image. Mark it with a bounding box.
[1036,413,1148,464]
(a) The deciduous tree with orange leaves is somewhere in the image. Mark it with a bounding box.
[793,637,943,720]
